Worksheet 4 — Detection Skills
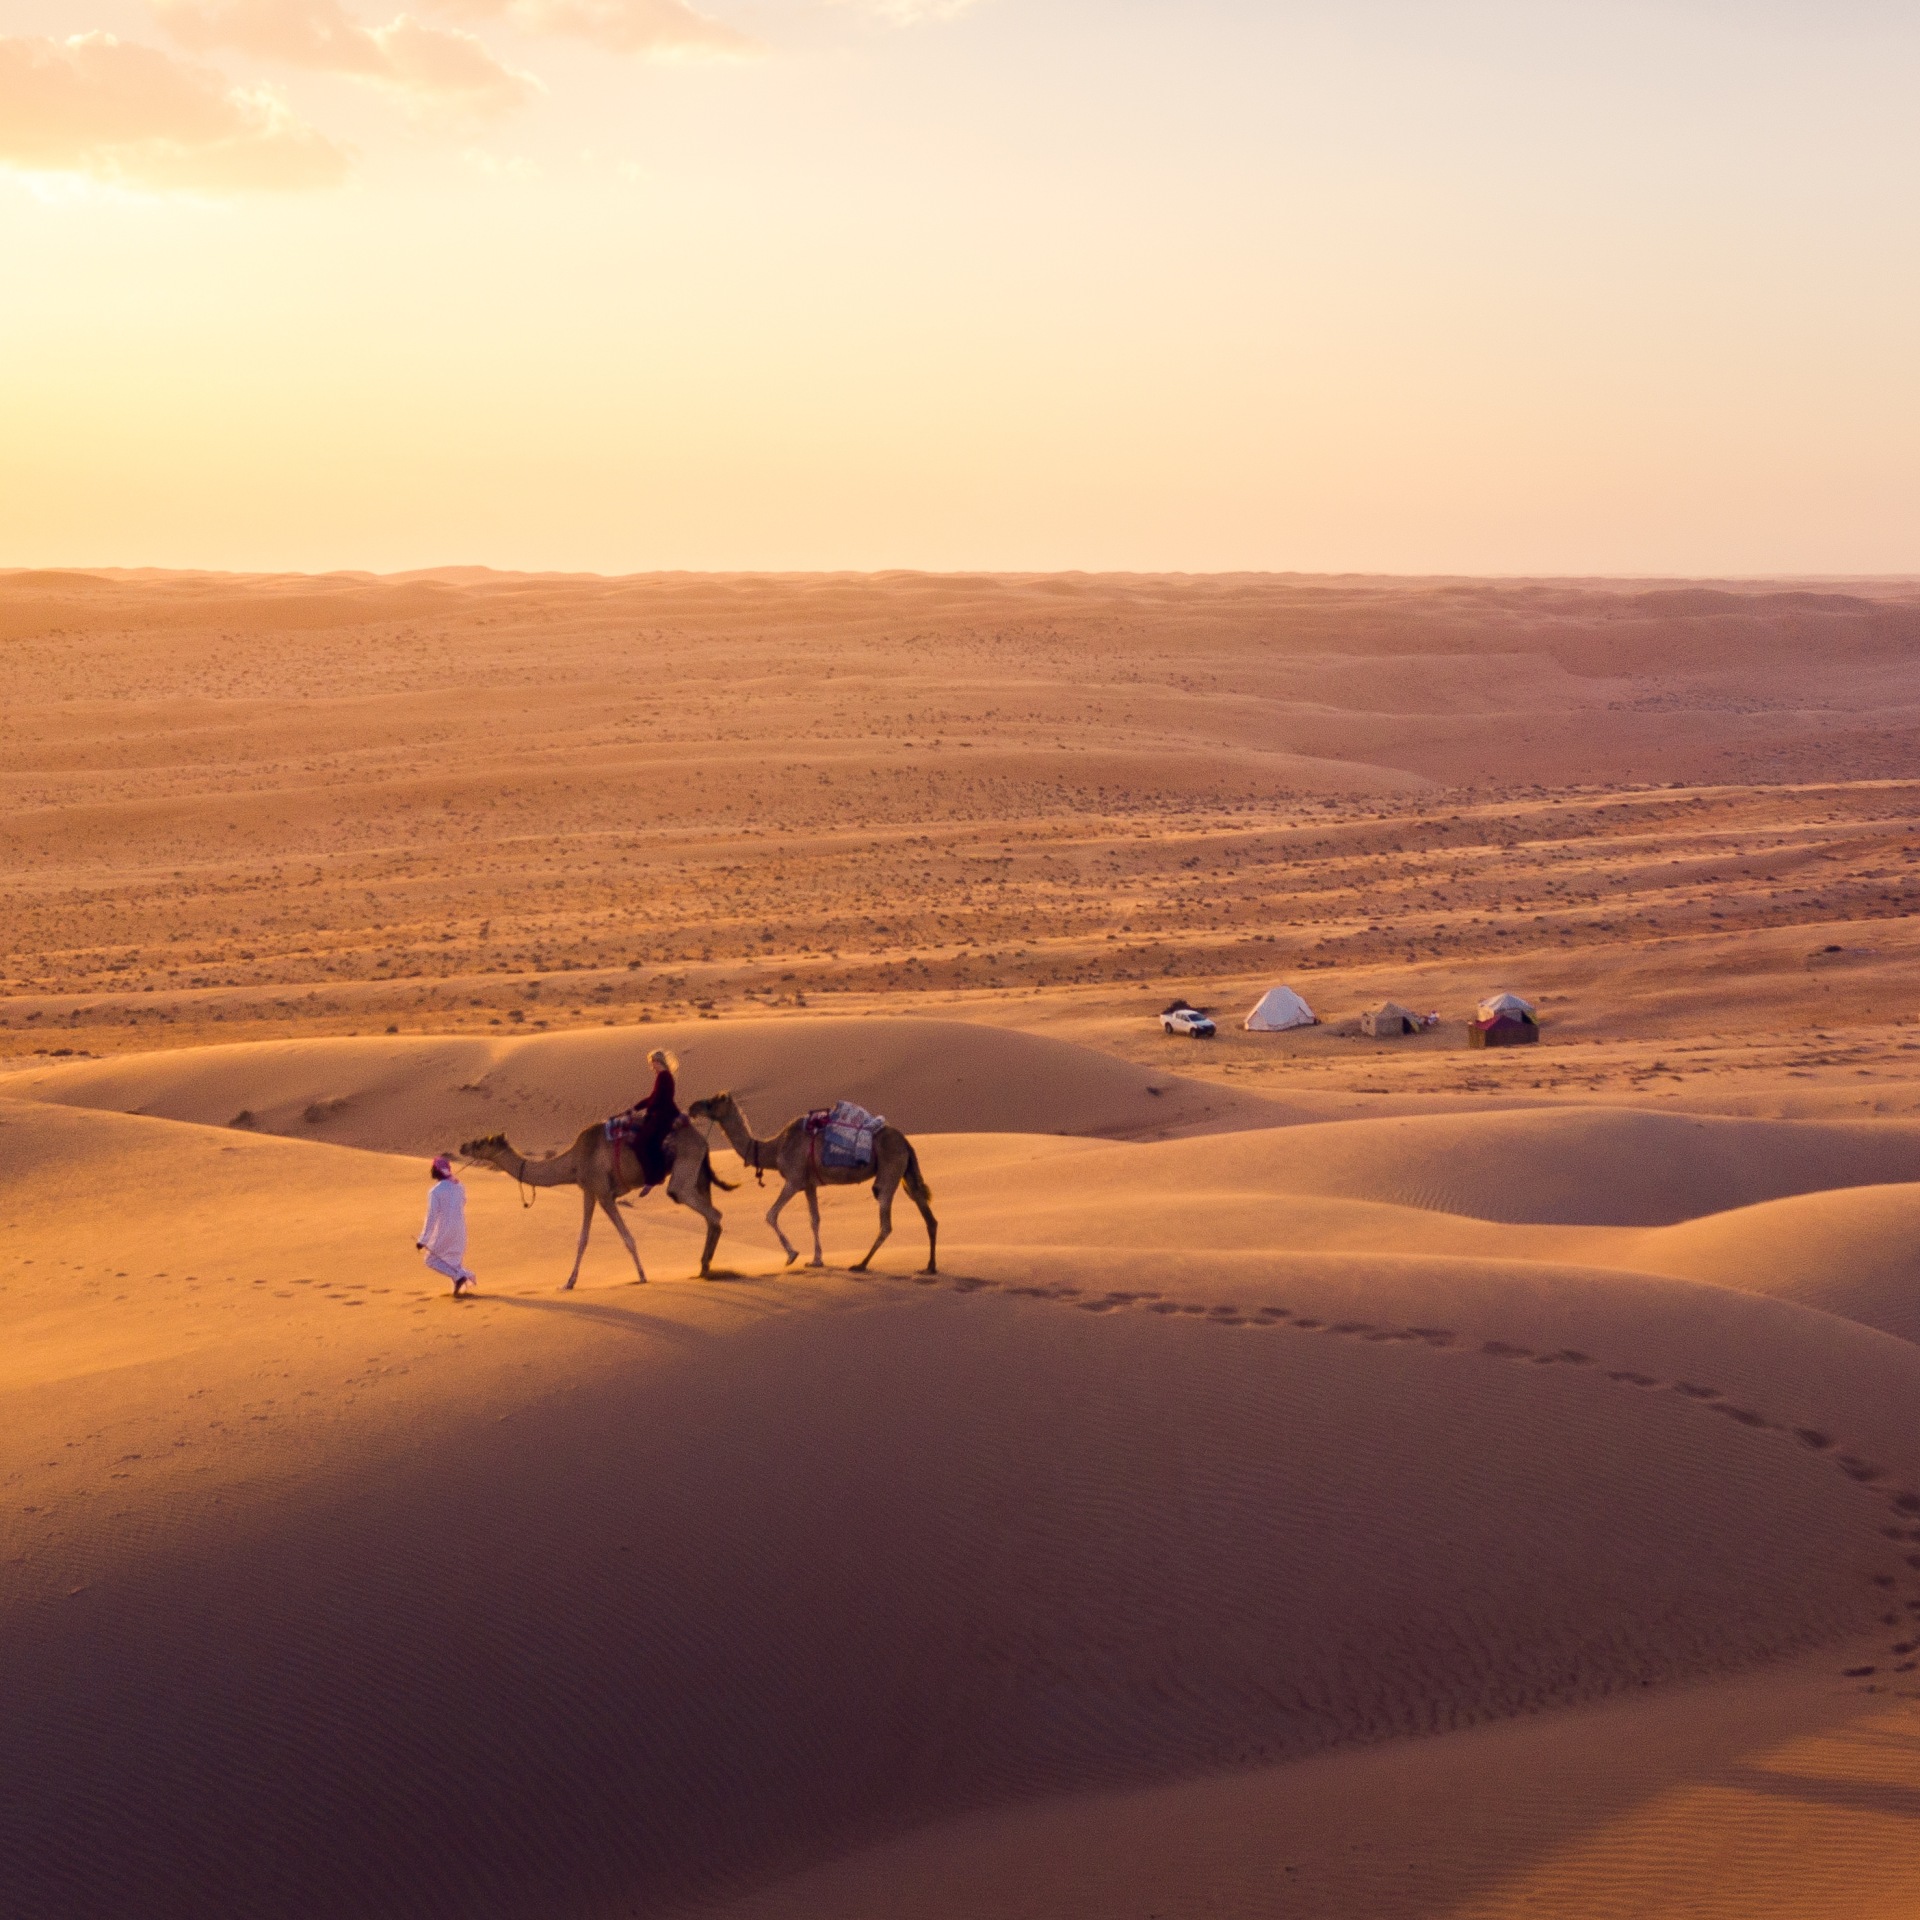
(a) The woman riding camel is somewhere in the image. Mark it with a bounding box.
[626,1048,681,1192]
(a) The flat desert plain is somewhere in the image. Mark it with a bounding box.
[4,569,1920,1919]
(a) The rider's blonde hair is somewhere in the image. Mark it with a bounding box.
[650,1048,678,1073]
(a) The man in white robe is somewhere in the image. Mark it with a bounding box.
[418,1154,475,1295]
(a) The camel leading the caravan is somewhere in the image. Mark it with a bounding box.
[461,1119,733,1286]
[687,1092,938,1274]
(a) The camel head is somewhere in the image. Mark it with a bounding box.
[460,1133,512,1167]
[687,1092,734,1121]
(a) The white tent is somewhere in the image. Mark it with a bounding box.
[1245,984,1316,1032]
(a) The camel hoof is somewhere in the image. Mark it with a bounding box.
[785,1250,801,1268]
[921,1264,938,1276]
[809,1258,827,1270]
[851,1259,871,1273]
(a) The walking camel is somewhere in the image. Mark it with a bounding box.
[687,1092,938,1274]
[460,1120,734,1286]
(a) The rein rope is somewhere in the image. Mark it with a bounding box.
[505,1150,537,1210]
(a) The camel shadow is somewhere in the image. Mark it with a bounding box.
[479,1293,714,1344]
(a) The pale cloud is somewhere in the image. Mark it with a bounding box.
[152,0,537,114]
[837,0,978,21]
[0,32,348,190]
[435,0,755,57]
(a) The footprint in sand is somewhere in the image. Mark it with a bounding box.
[988,1269,1909,1673]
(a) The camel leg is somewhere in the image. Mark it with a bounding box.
[912,1192,939,1275]
[668,1169,725,1279]
[854,1172,895,1272]
[563,1185,596,1290]
[804,1186,826,1268]
[766,1180,804,1267]
[598,1191,648,1285]
[694,1204,722,1278]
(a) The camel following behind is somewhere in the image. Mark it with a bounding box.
[460,1117,734,1286]
[687,1092,937,1274]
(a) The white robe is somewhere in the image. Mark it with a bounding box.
[419,1179,472,1282]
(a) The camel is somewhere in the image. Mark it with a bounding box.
[686,1092,937,1274]
[460,1118,734,1287]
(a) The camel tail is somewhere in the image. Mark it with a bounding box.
[702,1155,740,1195]
[903,1141,933,1204]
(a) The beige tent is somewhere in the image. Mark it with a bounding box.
[1360,1001,1420,1037]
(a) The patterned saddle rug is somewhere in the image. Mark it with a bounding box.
[804,1100,884,1171]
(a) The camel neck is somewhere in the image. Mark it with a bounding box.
[512,1145,578,1188]
[719,1105,765,1166]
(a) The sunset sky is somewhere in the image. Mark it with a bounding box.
[4,1,1917,574]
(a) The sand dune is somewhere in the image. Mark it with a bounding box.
[7,1086,1920,1918]
[8,1061,1920,1916]
[9,1018,1284,1156]
[1627,1183,1920,1345]
[931,1101,1920,1228]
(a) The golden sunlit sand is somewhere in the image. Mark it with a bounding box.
[4,571,1920,1917]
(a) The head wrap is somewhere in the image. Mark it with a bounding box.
[431,1154,454,1178]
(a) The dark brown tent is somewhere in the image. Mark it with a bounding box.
[1468,990,1538,1048]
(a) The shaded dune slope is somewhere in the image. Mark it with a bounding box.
[4,1180,1916,1918]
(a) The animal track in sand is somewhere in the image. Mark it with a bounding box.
[895,1262,1920,1684]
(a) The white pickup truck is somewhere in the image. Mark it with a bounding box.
[1161,1008,1216,1038]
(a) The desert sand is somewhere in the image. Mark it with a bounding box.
[3,570,1919,1918]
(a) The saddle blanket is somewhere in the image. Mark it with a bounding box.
[604,1113,683,1152]
[804,1100,884,1170]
